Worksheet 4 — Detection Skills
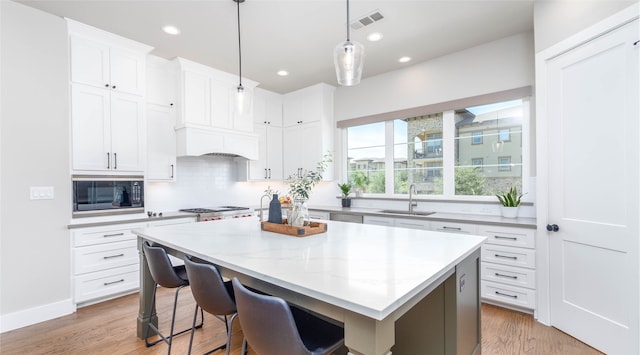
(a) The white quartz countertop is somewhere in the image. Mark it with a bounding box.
[133,218,486,321]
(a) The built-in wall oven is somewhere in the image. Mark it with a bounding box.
[72,175,144,217]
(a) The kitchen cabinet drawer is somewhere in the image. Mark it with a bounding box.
[73,223,143,247]
[479,225,535,249]
[481,262,536,289]
[309,210,330,221]
[431,221,477,234]
[395,218,430,230]
[74,264,139,303]
[482,244,535,269]
[482,281,536,310]
[363,216,395,226]
[74,240,138,274]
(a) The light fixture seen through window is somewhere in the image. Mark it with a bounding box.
[334,0,365,86]
[233,0,250,114]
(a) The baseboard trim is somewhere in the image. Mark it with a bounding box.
[0,298,76,333]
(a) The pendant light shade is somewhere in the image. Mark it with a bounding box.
[233,0,250,114]
[334,0,364,86]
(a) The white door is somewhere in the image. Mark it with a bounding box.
[543,18,639,354]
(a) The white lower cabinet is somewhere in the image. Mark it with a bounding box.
[71,217,196,305]
[362,215,395,226]
[478,225,536,313]
[72,222,143,304]
[394,218,430,230]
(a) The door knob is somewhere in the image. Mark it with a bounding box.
[546,224,560,232]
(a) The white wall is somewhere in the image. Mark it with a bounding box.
[534,1,637,53]
[1,1,73,330]
[334,32,535,122]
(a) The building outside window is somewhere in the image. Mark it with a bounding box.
[498,156,512,171]
[471,131,483,145]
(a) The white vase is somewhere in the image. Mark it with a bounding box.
[500,206,519,218]
[289,199,309,227]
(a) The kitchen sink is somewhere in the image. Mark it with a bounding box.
[378,209,436,216]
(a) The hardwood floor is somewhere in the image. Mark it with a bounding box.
[1,287,603,355]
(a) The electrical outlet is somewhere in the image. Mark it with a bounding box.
[30,186,54,200]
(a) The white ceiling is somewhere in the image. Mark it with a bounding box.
[17,0,534,94]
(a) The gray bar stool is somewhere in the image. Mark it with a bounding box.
[231,278,344,355]
[142,241,204,354]
[184,255,239,355]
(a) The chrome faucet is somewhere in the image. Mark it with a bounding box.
[259,193,271,222]
[409,183,418,213]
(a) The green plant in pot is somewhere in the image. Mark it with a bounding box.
[496,186,523,218]
[351,171,368,197]
[337,182,352,207]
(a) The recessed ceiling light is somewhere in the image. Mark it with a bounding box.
[398,56,412,63]
[162,25,181,35]
[367,32,383,42]
[277,70,289,77]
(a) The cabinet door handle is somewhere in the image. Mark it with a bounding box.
[495,254,518,260]
[103,253,124,259]
[495,235,517,241]
[113,153,117,169]
[112,85,116,89]
[264,169,268,179]
[106,152,110,169]
[495,272,518,279]
[442,226,461,231]
[103,279,125,286]
[268,168,271,179]
[170,164,174,178]
[495,291,518,299]
[105,84,109,88]
[103,232,124,238]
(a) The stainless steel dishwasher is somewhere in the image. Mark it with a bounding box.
[329,212,363,224]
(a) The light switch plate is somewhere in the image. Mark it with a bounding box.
[30,186,54,200]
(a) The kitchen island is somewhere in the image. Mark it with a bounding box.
[133,218,485,355]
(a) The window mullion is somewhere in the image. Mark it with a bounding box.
[385,120,395,195]
[442,110,455,196]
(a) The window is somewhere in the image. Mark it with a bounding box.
[471,158,484,171]
[343,92,529,199]
[498,156,512,171]
[455,99,523,195]
[346,122,385,194]
[393,114,443,194]
[471,131,483,145]
[499,128,511,142]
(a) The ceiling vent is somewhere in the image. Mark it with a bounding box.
[350,10,384,31]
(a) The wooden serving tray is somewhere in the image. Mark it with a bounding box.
[261,221,327,237]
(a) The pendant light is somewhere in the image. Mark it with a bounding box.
[233,0,248,114]
[334,0,365,86]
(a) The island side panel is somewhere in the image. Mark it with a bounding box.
[446,249,481,355]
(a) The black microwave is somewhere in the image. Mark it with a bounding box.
[72,175,144,217]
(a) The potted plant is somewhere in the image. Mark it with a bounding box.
[351,171,368,197]
[337,182,352,207]
[496,186,523,218]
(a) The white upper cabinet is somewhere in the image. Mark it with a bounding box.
[174,57,257,133]
[67,19,152,174]
[282,83,335,180]
[68,20,150,96]
[244,88,283,180]
[146,103,176,181]
[146,55,176,107]
[71,84,144,172]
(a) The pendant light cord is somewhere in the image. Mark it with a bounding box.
[236,0,243,87]
[346,0,350,42]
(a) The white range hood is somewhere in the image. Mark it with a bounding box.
[175,125,259,160]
